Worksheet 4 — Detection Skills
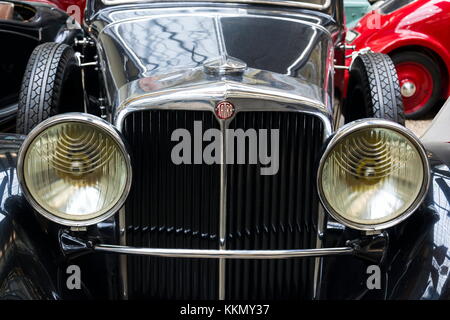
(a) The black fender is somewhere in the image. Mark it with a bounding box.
[382,141,450,299]
[0,201,59,299]
[0,134,61,299]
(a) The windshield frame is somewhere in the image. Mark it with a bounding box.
[101,0,332,10]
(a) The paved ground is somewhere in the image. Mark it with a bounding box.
[405,108,438,137]
[405,119,433,137]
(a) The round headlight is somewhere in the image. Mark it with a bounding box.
[318,119,429,230]
[18,113,132,226]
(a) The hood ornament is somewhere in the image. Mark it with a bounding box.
[203,55,247,76]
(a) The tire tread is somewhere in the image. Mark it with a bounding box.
[358,52,405,125]
[17,42,75,134]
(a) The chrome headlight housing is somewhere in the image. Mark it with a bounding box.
[318,119,430,230]
[17,113,132,226]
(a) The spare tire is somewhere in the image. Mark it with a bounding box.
[344,52,405,125]
[17,42,83,134]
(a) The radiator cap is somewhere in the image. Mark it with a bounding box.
[203,55,247,76]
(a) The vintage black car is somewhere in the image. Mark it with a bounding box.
[0,0,449,300]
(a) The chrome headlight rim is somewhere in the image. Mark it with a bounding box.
[17,113,132,227]
[317,119,430,231]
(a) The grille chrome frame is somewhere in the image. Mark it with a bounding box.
[115,90,333,299]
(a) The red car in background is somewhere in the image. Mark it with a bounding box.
[346,0,450,119]
[32,0,86,22]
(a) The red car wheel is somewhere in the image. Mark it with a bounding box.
[392,52,441,119]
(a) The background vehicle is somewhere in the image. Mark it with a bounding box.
[346,0,450,119]
[0,0,83,131]
[41,0,86,22]
[1,0,449,300]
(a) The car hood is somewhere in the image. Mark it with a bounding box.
[91,5,335,109]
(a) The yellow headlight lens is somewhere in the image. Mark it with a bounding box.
[320,126,426,228]
[22,120,129,224]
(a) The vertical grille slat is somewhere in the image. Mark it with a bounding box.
[225,111,324,300]
[122,109,324,300]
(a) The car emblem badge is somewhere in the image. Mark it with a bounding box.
[215,101,235,120]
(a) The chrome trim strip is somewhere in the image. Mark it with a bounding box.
[317,119,431,231]
[118,207,128,299]
[16,113,133,227]
[102,0,332,10]
[95,245,354,258]
[218,120,228,300]
[218,258,226,299]
[313,204,325,299]
[213,14,227,56]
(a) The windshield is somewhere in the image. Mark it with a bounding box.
[379,0,416,14]
[102,0,331,10]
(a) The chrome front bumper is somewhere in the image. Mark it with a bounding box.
[94,244,354,259]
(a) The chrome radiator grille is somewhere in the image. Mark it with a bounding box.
[121,109,324,299]
[122,110,220,299]
[226,112,324,299]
